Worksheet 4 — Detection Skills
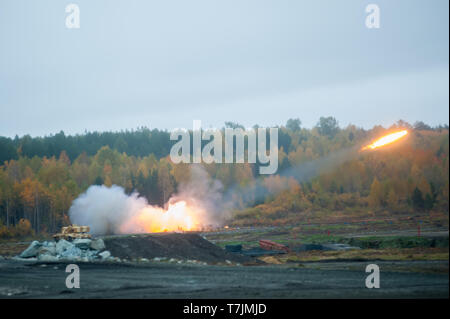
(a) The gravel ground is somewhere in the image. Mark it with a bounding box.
[0,259,447,298]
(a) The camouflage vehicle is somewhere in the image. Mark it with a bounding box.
[53,225,92,241]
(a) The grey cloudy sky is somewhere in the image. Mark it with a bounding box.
[0,0,448,137]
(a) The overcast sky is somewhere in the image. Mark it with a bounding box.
[0,0,448,137]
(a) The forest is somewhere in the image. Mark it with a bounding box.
[0,117,448,238]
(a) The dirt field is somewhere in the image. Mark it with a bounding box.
[0,259,447,298]
[0,227,448,298]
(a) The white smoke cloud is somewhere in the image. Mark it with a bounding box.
[171,164,227,225]
[69,165,227,235]
[68,185,147,235]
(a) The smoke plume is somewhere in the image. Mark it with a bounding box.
[69,145,364,235]
[69,165,225,235]
[223,145,361,208]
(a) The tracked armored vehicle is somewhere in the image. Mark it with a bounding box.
[53,225,91,241]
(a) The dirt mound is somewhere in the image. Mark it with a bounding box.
[102,233,254,264]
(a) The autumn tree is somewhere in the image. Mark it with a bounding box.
[412,187,425,210]
[368,178,384,208]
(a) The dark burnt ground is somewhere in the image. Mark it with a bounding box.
[102,233,255,264]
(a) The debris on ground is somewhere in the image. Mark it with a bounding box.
[15,238,112,262]
[13,233,257,265]
[98,250,111,260]
[259,239,291,253]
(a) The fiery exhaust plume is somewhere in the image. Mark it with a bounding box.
[120,200,202,233]
[361,130,408,151]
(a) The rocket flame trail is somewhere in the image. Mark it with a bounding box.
[361,130,408,151]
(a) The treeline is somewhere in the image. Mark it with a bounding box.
[1,120,447,164]
[0,128,173,164]
[0,118,448,237]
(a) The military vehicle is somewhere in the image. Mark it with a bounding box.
[53,225,92,241]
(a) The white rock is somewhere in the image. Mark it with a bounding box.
[60,246,82,258]
[39,245,56,256]
[73,238,92,250]
[42,241,55,248]
[56,239,74,255]
[99,250,111,260]
[20,241,42,258]
[82,250,98,258]
[89,238,105,251]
